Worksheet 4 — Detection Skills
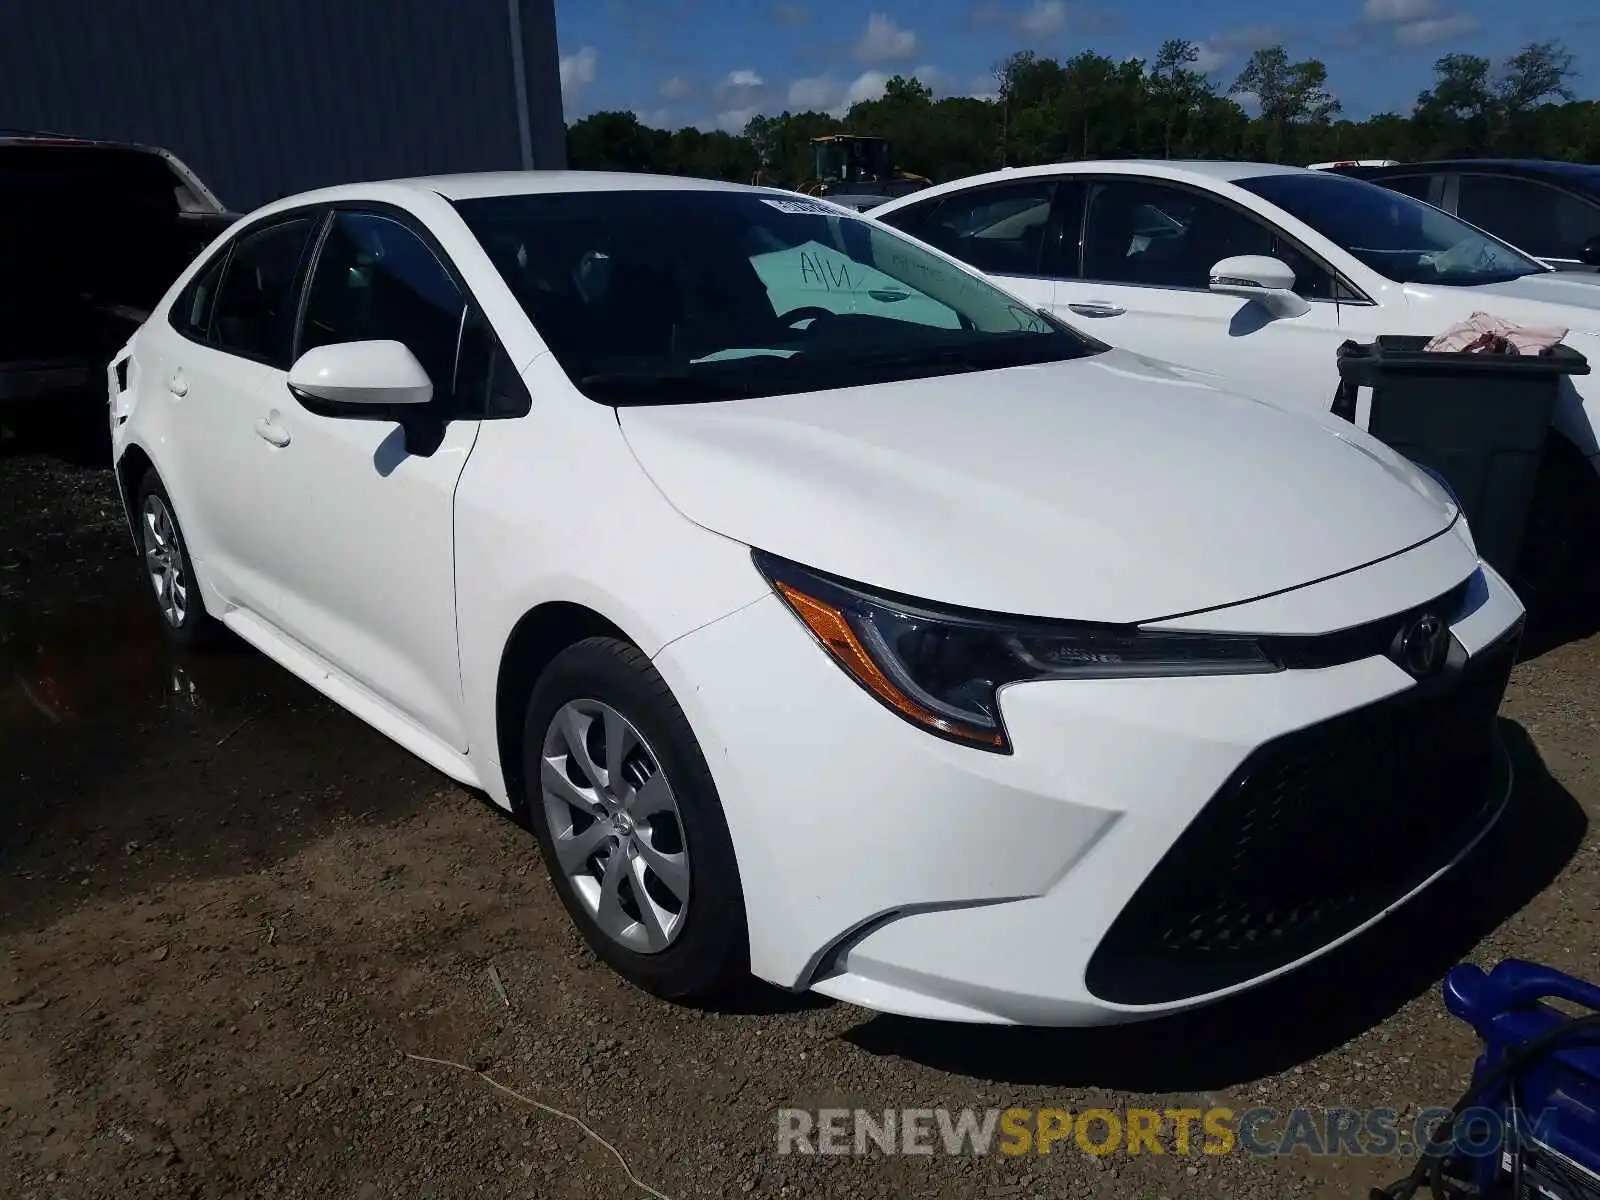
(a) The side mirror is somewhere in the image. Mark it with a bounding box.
[288,340,444,456]
[1208,254,1311,318]
[1579,236,1600,268]
[287,340,434,413]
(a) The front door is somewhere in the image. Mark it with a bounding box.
[253,209,482,751]
[1050,177,1372,416]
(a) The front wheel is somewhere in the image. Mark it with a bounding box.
[134,471,222,648]
[522,636,747,1000]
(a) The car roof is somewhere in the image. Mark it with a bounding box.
[259,170,778,211]
[0,131,169,155]
[870,159,1312,212]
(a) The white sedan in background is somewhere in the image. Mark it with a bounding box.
[870,162,1600,566]
[111,170,1523,1025]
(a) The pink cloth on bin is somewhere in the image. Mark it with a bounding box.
[1423,311,1568,355]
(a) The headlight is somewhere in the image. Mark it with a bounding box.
[753,550,1279,753]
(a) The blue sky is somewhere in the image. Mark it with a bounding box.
[554,0,1597,132]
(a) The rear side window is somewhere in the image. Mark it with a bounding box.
[1375,174,1437,204]
[169,249,229,340]
[299,211,466,406]
[210,216,319,367]
[874,195,947,243]
[883,181,1058,276]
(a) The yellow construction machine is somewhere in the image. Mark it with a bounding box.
[795,135,931,199]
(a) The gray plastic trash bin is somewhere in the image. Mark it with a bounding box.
[1331,335,1590,579]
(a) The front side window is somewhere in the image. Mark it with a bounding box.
[882,180,1058,276]
[299,211,466,404]
[453,189,1101,405]
[1455,174,1600,262]
[1079,179,1342,299]
[1239,172,1546,286]
[1083,180,1277,290]
[209,215,319,366]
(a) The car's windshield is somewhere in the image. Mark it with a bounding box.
[1239,172,1548,286]
[451,188,1101,404]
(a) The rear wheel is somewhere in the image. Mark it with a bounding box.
[522,636,747,1000]
[134,471,221,648]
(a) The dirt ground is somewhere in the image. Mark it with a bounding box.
[2,421,1598,1200]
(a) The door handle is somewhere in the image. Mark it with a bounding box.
[167,370,188,397]
[253,417,290,448]
[1067,301,1127,318]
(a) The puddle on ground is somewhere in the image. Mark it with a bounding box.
[0,577,305,733]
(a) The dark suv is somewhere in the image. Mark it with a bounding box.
[1326,159,1600,272]
[2,132,238,442]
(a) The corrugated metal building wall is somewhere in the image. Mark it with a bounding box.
[0,0,567,211]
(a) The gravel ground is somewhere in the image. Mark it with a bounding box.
[2,432,1597,1200]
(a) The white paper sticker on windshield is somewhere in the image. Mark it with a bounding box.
[759,197,842,216]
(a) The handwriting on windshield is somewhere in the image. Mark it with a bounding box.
[1007,305,1045,332]
[800,251,854,291]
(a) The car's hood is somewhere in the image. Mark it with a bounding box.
[1419,273,1600,335]
[618,349,1459,623]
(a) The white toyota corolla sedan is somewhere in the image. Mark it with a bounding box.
[109,170,1525,1026]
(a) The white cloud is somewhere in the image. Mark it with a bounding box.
[559,45,598,97]
[1363,0,1435,21]
[660,75,694,100]
[724,68,765,89]
[782,69,911,116]
[1192,25,1284,76]
[1393,13,1480,43]
[846,70,892,104]
[640,107,674,128]
[1363,0,1479,46]
[853,13,918,62]
[787,75,841,109]
[967,72,1001,100]
[909,63,954,94]
[1019,0,1069,38]
[1233,89,1261,114]
[714,105,762,133]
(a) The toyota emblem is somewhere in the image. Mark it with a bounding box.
[1395,611,1451,678]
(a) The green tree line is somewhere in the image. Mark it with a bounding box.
[566,38,1598,187]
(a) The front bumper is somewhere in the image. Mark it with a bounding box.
[652,542,1526,1026]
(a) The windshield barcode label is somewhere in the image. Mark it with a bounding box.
[760,197,843,216]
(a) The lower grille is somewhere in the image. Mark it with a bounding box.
[1085,623,1520,1006]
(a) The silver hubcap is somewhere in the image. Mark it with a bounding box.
[540,699,691,953]
[140,495,188,628]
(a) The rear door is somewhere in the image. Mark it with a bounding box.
[148,211,322,615]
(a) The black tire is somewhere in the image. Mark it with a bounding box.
[522,636,748,1000]
[133,470,223,649]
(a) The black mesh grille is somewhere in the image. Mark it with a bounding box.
[1085,621,1520,1006]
